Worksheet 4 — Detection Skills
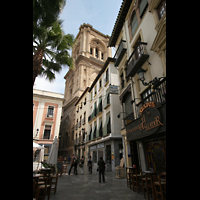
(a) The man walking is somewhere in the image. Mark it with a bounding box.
[88,156,93,174]
[68,154,75,175]
[97,157,106,183]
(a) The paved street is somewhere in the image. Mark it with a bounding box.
[49,164,145,200]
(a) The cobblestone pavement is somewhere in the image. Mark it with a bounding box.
[49,164,145,200]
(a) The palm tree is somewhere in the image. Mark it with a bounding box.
[33,20,74,86]
[33,0,74,86]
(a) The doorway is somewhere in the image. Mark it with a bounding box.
[130,141,140,168]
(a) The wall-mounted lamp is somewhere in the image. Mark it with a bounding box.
[137,68,165,89]
[117,112,129,118]
[35,128,39,137]
[130,98,141,104]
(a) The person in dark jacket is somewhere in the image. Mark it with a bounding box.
[97,157,106,183]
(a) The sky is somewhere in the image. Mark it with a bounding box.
[34,0,122,94]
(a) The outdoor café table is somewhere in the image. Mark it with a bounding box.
[142,171,160,200]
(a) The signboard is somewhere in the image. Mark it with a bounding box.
[126,105,163,141]
[90,145,96,150]
[97,143,104,148]
[109,85,118,94]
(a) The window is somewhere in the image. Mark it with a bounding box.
[98,117,103,137]
[120,73,124,89]
[47,106,54,118]
[131,11,138,37]
[93,151,97,163]
[135,42,144,60]
[139,0,148,18]
[157,0,166,19]
[141,87,153,103]
[84,97,87,105]
[43,125,51,139]
[90,48,92,54]
[95,48,98,58]
[95,85,97,95]
[105,68,109,83]
[99,78,102,88]
[101,53,103,60]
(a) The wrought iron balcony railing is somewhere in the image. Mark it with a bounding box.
[114,39,127,66]
[126,41,149,80]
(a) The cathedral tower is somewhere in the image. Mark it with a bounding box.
[59,23,112,156]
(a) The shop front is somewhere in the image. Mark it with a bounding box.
[87,137,123,173]
[125,102,166,172]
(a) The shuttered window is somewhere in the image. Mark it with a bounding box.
[131,12,138,37]
[124,92,133,116]
[139,0,148,18]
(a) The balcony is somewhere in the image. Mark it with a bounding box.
[126,41,149,79]
[135,77,166,118]
[114,40,127,66]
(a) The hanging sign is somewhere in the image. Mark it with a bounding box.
[126,105,163,141]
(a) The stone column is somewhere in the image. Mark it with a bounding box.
[92,47,95,57]
[98,50,101,60]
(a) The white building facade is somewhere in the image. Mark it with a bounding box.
[85,57,123,173]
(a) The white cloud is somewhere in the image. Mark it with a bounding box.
[34,67,69,94]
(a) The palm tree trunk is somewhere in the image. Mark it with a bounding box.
[33,47,44,86]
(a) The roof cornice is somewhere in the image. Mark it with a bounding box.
[108,0,132,47]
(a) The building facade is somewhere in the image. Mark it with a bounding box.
[59,23,112,157]
[108,0,166,172]
[33,89,64,160]
[85,57,123,173]
[74,87,90,160]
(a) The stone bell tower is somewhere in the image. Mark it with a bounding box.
[58,23,112,157]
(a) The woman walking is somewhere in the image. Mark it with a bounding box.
[80,156,84,175]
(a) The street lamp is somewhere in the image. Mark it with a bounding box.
[137,68,165,88]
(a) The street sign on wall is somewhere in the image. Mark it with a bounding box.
[109,85,118,94]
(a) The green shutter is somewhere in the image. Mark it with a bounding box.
[97,96,102,114]
[103,112,110,136]
[97,117,102,137]
[103,89,109,109]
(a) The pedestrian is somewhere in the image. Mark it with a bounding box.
[63,156,67,164]
[97,157,106,183]
[88,156,93,174]
[68,154,75,175]
[79,156,84,175]
[67,155,71,164]
[73,155,78,175]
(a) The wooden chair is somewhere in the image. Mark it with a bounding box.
[39,176,52,200]
[34,177,49,200]
[33,177,39,197]
[34,186,45,200]
[126,168,133,189]
[154,173,166,200]
[62,164,67,174]
[132,169,141,193]
[51,171,59,194]
[144,172,158,200]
